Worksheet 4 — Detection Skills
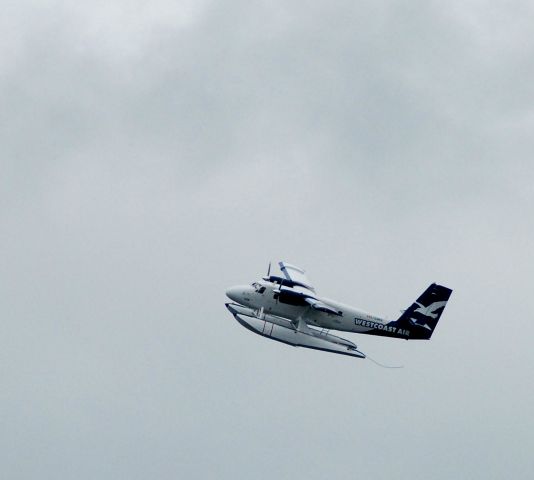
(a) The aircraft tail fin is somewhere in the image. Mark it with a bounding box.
[395,283,452,340]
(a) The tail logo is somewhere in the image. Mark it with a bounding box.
[414,301,448,319]
[409,318,432,330]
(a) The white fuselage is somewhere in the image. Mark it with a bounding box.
[226,281,389,335]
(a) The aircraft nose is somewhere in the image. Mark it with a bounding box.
[226,286,242,303]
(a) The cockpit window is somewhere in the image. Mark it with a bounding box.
[251,282,266,294]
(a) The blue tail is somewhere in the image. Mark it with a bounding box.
[394,283,452,340]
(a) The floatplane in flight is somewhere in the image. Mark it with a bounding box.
[225,262,452,361]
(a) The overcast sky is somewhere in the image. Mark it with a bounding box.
[2,1,534,479]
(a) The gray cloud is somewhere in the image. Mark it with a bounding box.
[2,1,534,479]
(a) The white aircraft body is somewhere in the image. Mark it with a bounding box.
[225,262,452,360]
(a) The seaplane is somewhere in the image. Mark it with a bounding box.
[225,262,452,361]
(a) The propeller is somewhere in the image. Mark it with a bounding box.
[263,261,272,281]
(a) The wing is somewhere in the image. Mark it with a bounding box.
[275,263,340,316]
[304,297,342,316]
[278,262,315,291]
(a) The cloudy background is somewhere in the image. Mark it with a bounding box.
[2,1,534,478]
